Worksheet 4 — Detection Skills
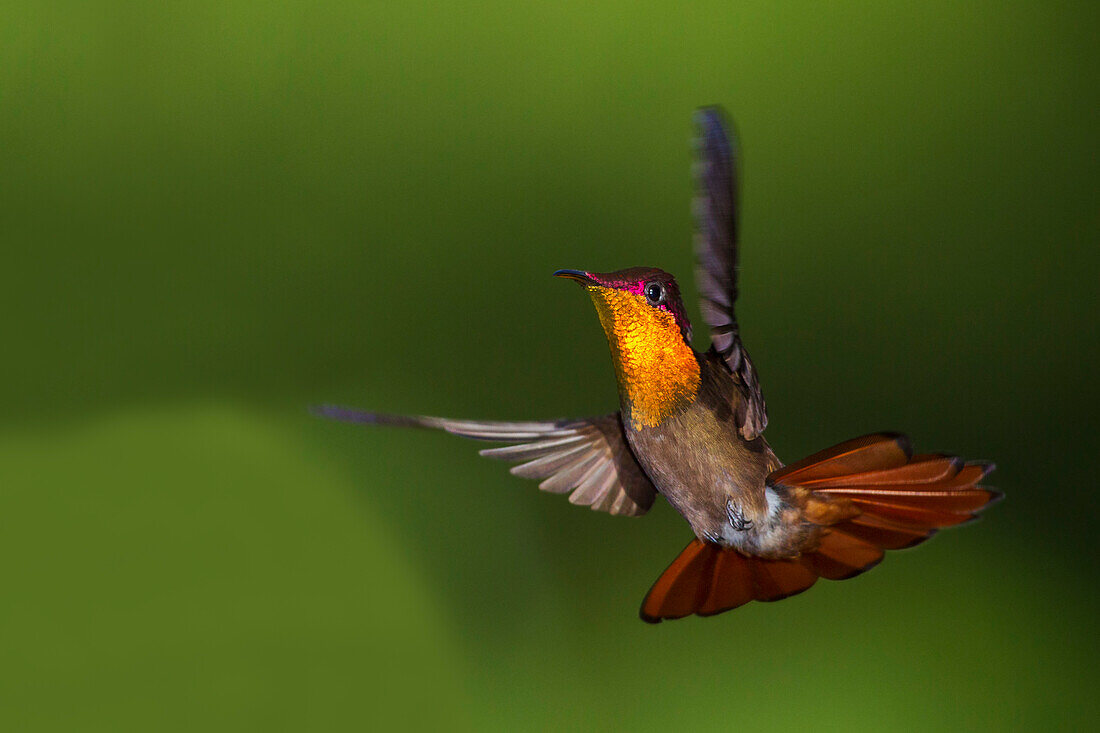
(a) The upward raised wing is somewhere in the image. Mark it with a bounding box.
[693,107,768,440]
[314,406,658,516]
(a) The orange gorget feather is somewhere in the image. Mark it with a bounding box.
[586,286,701,429]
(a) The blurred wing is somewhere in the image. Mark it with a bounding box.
[693,106,768,439]
[314,406,658,517]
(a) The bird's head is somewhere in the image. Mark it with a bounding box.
[555,267,701,428]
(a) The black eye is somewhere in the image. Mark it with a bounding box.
[644,282,665,305]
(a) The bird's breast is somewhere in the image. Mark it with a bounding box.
[626,400,770,522]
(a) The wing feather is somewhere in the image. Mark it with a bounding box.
[314,406,658,517]
[693,107,768,439]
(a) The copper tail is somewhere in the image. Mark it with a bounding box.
[640,433,1000,622]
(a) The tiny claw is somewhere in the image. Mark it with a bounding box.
[726,500,753,531]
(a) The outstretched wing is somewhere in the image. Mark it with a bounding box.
[693,106,768,439]
[314,406,658,517]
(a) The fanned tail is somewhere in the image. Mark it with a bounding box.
[640,540,820,622]
[774,432,1000,565]
[640,433,1000,622]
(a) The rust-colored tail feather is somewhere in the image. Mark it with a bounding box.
[770,432,912,483]
[837,513,937,550]
[640,540,820,622]
[697,548,755,615]
[804,530,884,580]
[640,433,1000,623]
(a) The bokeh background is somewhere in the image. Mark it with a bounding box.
[3,1,1097,730]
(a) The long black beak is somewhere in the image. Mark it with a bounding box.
[553,269,597,285]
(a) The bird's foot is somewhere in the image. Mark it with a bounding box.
[726,500,753,531]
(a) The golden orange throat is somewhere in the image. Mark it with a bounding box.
[586,286,701,428]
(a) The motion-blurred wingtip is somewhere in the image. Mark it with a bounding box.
[311,404,381,424]
[695,105,727,125]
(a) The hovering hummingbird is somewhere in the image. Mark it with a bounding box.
[317,108,1000,622]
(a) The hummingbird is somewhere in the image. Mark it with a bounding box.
[316,108,1000,622]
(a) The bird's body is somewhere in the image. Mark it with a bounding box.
[624,376,788,556]
[588,293,788,553]
[318,108,1000,622]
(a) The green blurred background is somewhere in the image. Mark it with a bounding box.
[3,1,1097,730]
